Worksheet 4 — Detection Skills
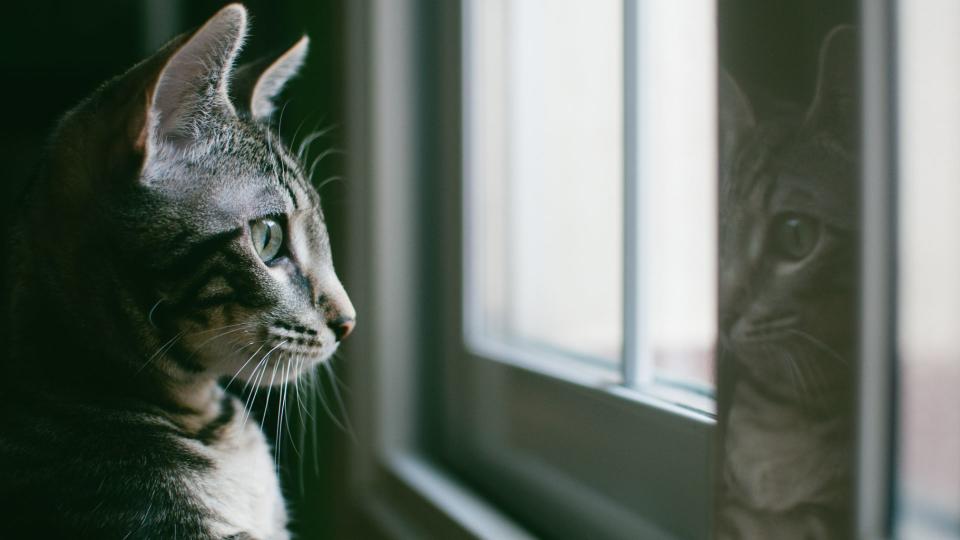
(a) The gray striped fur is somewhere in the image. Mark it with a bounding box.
[0,5,354,539]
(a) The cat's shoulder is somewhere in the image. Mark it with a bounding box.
[0,390,286,539]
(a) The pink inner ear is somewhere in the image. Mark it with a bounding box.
[150,3,248,141]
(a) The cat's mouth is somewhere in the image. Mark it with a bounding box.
[207,323,339,388]
[732,314,800,343]
[267,327,325,350]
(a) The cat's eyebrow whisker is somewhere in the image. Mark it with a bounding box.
[316,175,345,194]
[307,148,344,181]
[276,100,291,141]
[295,127,334,162]
[289,115,312,154]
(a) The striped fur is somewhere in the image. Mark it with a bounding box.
[716,27,858,539]
[0,5,353,539]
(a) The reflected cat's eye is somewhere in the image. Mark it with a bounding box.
[771,214,819,261]
[250,218,284,262]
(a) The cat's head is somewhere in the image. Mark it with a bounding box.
[719,26,858,407]
[16,5,354,387]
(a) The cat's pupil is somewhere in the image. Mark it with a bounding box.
[774,214,818,261]
[250,218,284,262]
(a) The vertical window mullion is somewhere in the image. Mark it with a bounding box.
[622,0,646,389]
[856,0,898,537]
[624,0,717,400]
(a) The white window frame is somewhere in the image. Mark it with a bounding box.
[342,0,907,538]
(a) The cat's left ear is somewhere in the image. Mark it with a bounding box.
[145,4,248,147]
[802,25,858,144]
[232,37,310,121]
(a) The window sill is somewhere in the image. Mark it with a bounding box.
[359,452,535,540]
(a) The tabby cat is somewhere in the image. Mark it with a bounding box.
[717,26,858,539]
[0,5,354,539]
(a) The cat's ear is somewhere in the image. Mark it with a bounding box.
[232,36,310,121]
[802,25,858,143]
[145,4,247,146]
[719,70,755,168]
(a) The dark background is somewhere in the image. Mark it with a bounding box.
[0,2,350,537]
[720,0,856,112]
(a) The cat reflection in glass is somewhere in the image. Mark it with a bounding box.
[717,26,858,539]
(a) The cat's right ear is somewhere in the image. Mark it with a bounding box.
[231,37,310,122]
[141,4,248,150]
[802,25,858,145]
[719,70,755,168]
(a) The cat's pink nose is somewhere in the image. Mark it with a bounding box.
[329,317,355,341]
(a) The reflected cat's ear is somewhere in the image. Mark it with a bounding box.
[719,70,755,167]
[232,37,310,122]
[803,25,858,144]
[145,4,247,146]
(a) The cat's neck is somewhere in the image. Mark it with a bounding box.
[5,292,223,421]
[162,376,229,432]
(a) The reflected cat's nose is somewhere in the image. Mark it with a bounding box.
[329,317,355,341]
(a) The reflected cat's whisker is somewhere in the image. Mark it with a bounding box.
[786,329,849,365]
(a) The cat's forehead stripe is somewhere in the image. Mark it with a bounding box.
[263,148,296,211]
[275,148,314,211]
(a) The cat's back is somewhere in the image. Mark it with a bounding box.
[0,389,287,540]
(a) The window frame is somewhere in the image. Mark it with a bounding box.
[343,0,904,538]
[445,2,717,537]
[344,1,715,537]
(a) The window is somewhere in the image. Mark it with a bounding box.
[451,1,717,537]
[466,0,625,376]
[895,1,960,536]
[342,1,960,539]
[465,0,716,411]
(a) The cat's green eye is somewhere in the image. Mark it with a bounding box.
[772,214,819,261]
[250,218,284,262]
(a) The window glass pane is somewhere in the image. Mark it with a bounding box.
[466,0,623,370]
[629,0,716,410]
[897,2,960,536]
